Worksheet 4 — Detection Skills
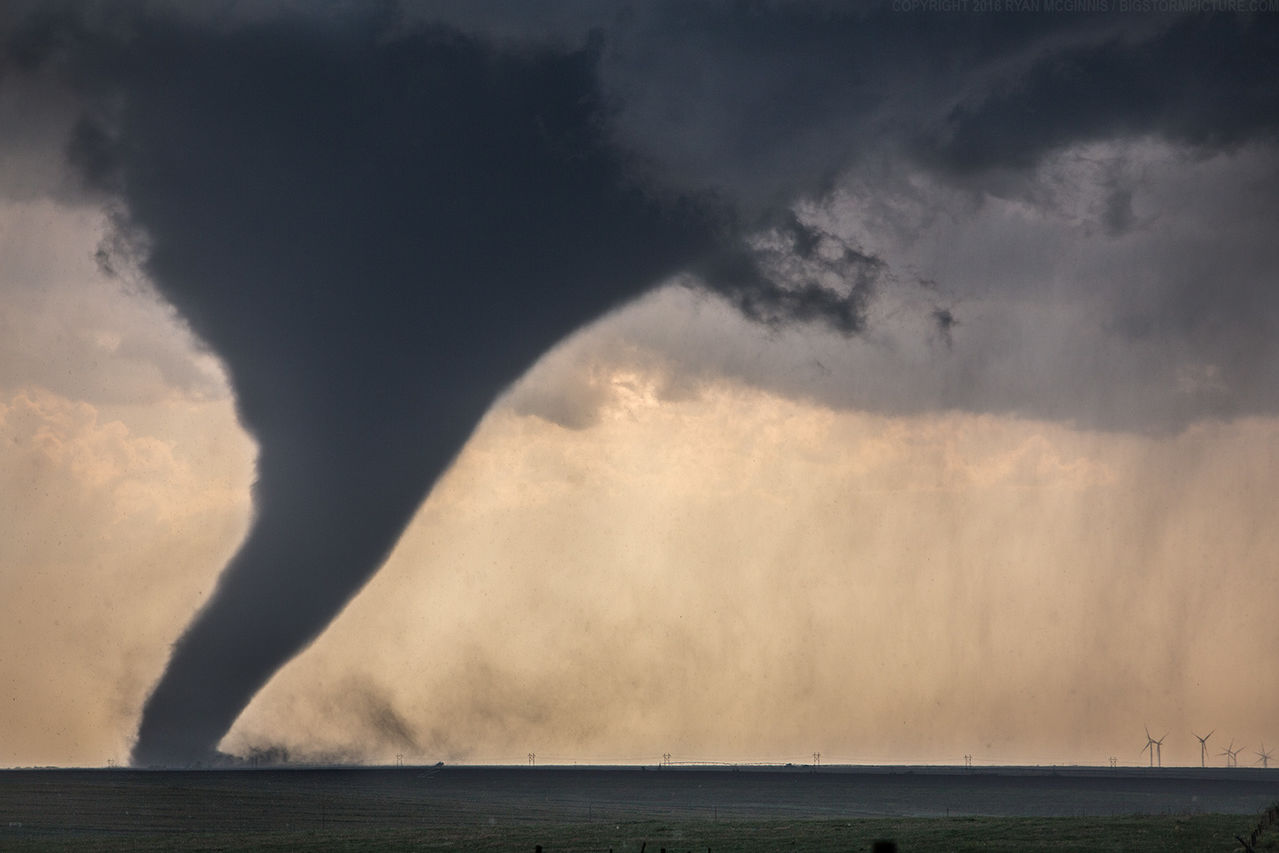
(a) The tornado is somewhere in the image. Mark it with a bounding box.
[14,0,1272,768]
[22,11,726,766]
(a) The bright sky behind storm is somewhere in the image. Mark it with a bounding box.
[1,0,1278,768]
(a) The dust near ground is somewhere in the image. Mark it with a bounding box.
[1,765,1276,851]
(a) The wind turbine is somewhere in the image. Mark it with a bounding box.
[1220,740,1244,768]
[1145,726,1166,767]
[1193,730,1214,768]
[1256,744,1273,769]
[1153,731,1167,768]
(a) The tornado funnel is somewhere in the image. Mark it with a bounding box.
[43,13,720,765]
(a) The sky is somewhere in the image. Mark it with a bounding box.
[2,0,1279,768]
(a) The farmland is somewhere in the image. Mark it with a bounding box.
[1,765,1275,851]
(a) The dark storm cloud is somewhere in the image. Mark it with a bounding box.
[929,13,1279,175]
[592,4,1279,214]
[592,2,1138,210]
[691,213,885,334]
[4,0,1279,764]
[932,308,958,349]
[584,2,1279,433]
[4,4,738,765]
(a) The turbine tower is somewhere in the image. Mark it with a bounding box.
[1145,726,1166,767]
[1193,730,1214,768]
[1220,740,1244,768]
[1256,744,1274,769]
[1153,731,1167,768]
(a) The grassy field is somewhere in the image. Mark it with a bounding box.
[0,814,1269,852]
[2,767,1275,852]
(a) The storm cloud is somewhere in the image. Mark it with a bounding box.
[6,4,736,765]
[3,1,1279,765]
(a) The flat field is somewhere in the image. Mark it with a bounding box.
[1,765,1276,852]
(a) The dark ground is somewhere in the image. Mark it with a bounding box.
[1,765,1276,851]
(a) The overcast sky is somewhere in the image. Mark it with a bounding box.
[2,0,1278,767]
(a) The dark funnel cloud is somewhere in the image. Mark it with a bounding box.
[2,6,766,766]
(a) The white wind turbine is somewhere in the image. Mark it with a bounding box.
[1145,726,1166,767]
[1193,730,1214,768]
[1255,744,1273,769]
[1220,740,1244,768]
